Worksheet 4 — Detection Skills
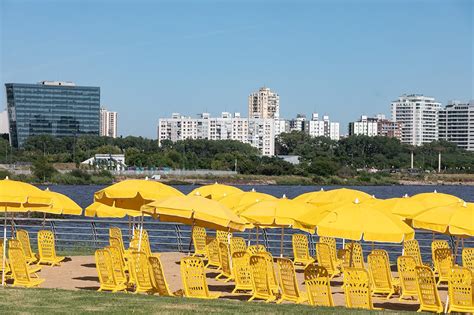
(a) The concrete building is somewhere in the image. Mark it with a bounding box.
[391,94,441,146]
[274,119,288,136]
[158,112,275,156]
[100,107,118,138]
[348,114,402,140]
[307,113,340,140]
[0,110,8,134]
[5,81,100,147]
[439,100,474,151]
[248,87,280,119]
[288,114,307,132]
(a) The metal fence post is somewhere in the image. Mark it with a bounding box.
[174,224,183,252]
[262,229,269,253]
[91,222,99,248]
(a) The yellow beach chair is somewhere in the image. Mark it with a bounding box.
[316,243,341,279]
[148,256,179,296]
[248,254,276,302]
[216,242,233,282]
[304,263,334,307]
[292,234,314,266]
[95,248,127,293]
[129,251,155,294]
[180,256,220,299]
[462,248,474,271]
[16,229,37,265]
[216,230,232,244]
[192,226,207,258]
[345,242,364,268]
[343,267,379,310]
[414,265,443,313]
[320,236,342,267]
[431,240,449,275]
[205,237,221,269]
[433,248,453,285]
[109,237,128,271]
[367,252,400,299]
[247,244,267,255]
[37,230,65,266]
[448,267,474,313]
[230,237,247,256]
[403,239,424,266]
[397,256,418,301]
[9,239,41,276]
[276,258,307,304]
[8,247,44,288]
[231,251,253,294]
[105,246,127,286]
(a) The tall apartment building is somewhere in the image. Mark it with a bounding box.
[288,114,307,132]
[391,94,441,146]
[307,113,340,140]
[439,100,474,151]
[5,81,100,147]
[158,112,275,156]
[100,107,118,138]
[348,114,402,140]
[0,110,8,134]
[248,87,280,119]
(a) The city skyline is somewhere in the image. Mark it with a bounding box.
[1,0,472,138]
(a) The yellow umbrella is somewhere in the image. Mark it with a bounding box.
[142,195,247,232]
[311,198,415,243]
[409,191,463,209]
[25,188,82,215]
[188,183,243,201]
[364,196,425,220]
[293,188,326,203]
[412,201,474,236]
[300,188,373,206]
[219,190,277,213]
[85,202,149,218]
[0,177,53,286]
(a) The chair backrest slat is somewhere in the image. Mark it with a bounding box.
[304,263,334,307]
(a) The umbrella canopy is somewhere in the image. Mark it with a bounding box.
[142,195,247,232]
[188,183,243,201]
[364,196,425,220]
[85,202,149,218]
[292,189,326,203]
[409,191,463,209]
[238,198,321,228]
[311,198,415,243]
[412,201,474,236]
[297,188,373,206]
[0,177,52,211]
[25,188,82,215]
[219,191,277,213]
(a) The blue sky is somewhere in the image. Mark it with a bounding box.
[1,0,472,137]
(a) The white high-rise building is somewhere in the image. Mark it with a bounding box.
[274,119,288,136]
[348,115,380,137]
[439,100,474,151]
[391,94,441,146]
[0,110,8,134]
[100,107,118,138]
[158,112,275,156]
[307,113,340,140]
[248,87,280,119]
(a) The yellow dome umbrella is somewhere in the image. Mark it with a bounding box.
[85,202,149,218]
[293,188,326,203]
[188,183,243,201]
[218,190,277,213]
[0,177,53,286]
[363,195,426,220]
[298,188,373,206]
[409,191,463,209]
[25,188,83,215]
[412,201,474,236]
[238,197,322,256]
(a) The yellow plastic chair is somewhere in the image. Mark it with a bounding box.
[105,246,127,286]
[216,241,233,282]
[133,229,159,259]
[248,254,276,302]
[404,239,424,266]
[292,234,314,266]
[95,248,127,292]
[316,242,340,279]
[447,267,474,313]
[276,258,307,304]
[367,252,400,299]
[8,247,44,288]
[0,239,12,279]
[9,239,41,276]
[433,248,453,285]
[414,265,443,313]
[16,229,37,265]
[37,230,65,266]
[129,250,155,294]
[259,251,279,293]
[148,256,178,296]
[230,237,247,256]
[320,236,342,267]
[216,230,232,244]
[431,240,449,274]
[180,256,220,299]
[192,226,208,258]
[337,248,351,270]
[304,263,334,307]
[462,248,474,271]
[343,267,378,310]
[345,242,364,268]
[397,256,418,301]
[247,244,267,255]
[231,251,253,294]
[109,226,127,255]
[109,237,128,271]
[205,236,221,269]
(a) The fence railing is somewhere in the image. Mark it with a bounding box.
[5,217,474,264]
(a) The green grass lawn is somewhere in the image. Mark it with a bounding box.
[0,287,410,314]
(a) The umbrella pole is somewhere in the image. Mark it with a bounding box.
[188,219,195,255]
[132,217,135,237]
[2,208,7,286]
[42,212,46,228]
[11,212,14,237]
[247,229,251,246]
[280,227,284,258]
[454,237,459,265]
[349,241,355,268]
[128,216,131,241]
[256,226,259,246]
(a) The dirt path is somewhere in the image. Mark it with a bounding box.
[33,252,449,311]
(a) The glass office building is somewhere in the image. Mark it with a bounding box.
[5,81,100,147]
